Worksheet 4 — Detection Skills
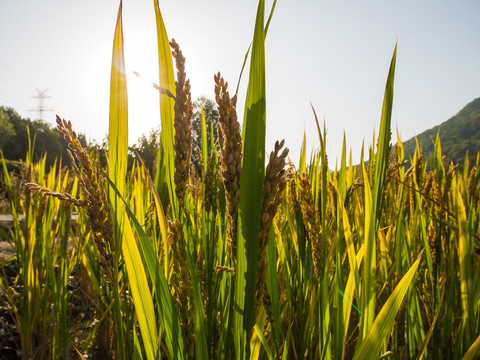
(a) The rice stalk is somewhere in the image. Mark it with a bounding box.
[54,117,115,280]
[256,139,289,322]
[167,218,195,358]
[298,173,322,280]
[26,116,118,358]
[214,72,243,274]
[171,38,193,212]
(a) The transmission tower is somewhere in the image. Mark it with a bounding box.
[29,89,53,121]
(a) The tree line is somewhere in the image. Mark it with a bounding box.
[0,96,218,176]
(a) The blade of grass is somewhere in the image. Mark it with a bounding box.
[339,133,347,200]
[353,252,423,360]
[235,0,277,94]
[462,333,480,360]
[234,0,266,358]
[373,43,396,228]
[201,107,208,174]
[416,288,444,360]
[359,163,376,344]
[108,3,128,358]
[266,226,282,344]
[108,0,128,201]
[254,324,273,360]
[121,220,158,360]
[183,227,209,360]
[299,132,307,174]
[153,0,178,217]
[106,175,185,360]
[456,186,475,348]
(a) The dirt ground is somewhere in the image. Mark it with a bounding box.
[0,241,15,263]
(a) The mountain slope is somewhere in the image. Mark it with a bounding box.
[402,97,480,165]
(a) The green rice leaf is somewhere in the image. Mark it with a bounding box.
[108,4,129,358]
[153,0,178,217]
[339,133,347,200]
[281,327,292,360]
[359,163,376,342]
[235,0,277,94]
[254,324,273,360]
[105,175,185,360]
[266,227,282,343]
[201,107,208,174]
[353,252,422,360]
[456,187,475,347]
[433,133,445,184]
[108,1,128,202]
[462,333,480,360]
[416,289,444,360]
[373,43,396,227]
[184,233,209,360]
[234,0,266,358]
[123,220,158,360]
[299,132,307,174]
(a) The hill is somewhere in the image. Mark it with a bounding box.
[402,97,480,166]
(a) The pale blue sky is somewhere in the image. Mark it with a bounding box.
[1,0,479,165]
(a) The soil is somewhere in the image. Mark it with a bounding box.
[0,242,15,263]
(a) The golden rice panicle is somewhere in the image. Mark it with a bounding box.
[299,173,322,280]
[22,160,33,215]
[467,165,478,206]
[327,182,338,221]
[432,173,442,215]
[288,169,298,209]
[214,72,242,274]
[203,149,217,213]
[167,219,195,358]
[422,172,434,210]
[256,139,289,319]
[189,162,202,206]
[414,152,424,188]
[287,168,303,224]
[444,162,457,195]
[55,116,115,279]
[170,38,193,211]
[24,182,87,208]
[345,177,363,205]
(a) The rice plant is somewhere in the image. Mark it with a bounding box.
[0,0,479,359]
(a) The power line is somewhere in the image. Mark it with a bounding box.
[29,88,53,121]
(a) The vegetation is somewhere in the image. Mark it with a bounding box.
[0,96,215,180]
[0,106,88,170]
[191,96,218,174]
[403,97,480,168]
[0,1,479,359]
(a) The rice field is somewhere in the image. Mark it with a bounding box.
[0,1,479,359]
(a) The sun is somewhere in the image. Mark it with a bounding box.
[122,26,161,146]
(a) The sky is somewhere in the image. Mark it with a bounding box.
[1,0,479,166]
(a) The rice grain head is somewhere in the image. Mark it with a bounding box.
[171,39,193,212]
[214,72,243,274]
[256,139,289,321]
[299,173,323,280]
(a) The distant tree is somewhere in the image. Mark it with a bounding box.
[191,96,218,174]
[402,97,480,171]
[85,135,109,169]
[0,106,87,170]
[129,128,160,176]
[0,108,15,149]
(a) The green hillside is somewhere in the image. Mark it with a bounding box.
[402,97,480,166]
